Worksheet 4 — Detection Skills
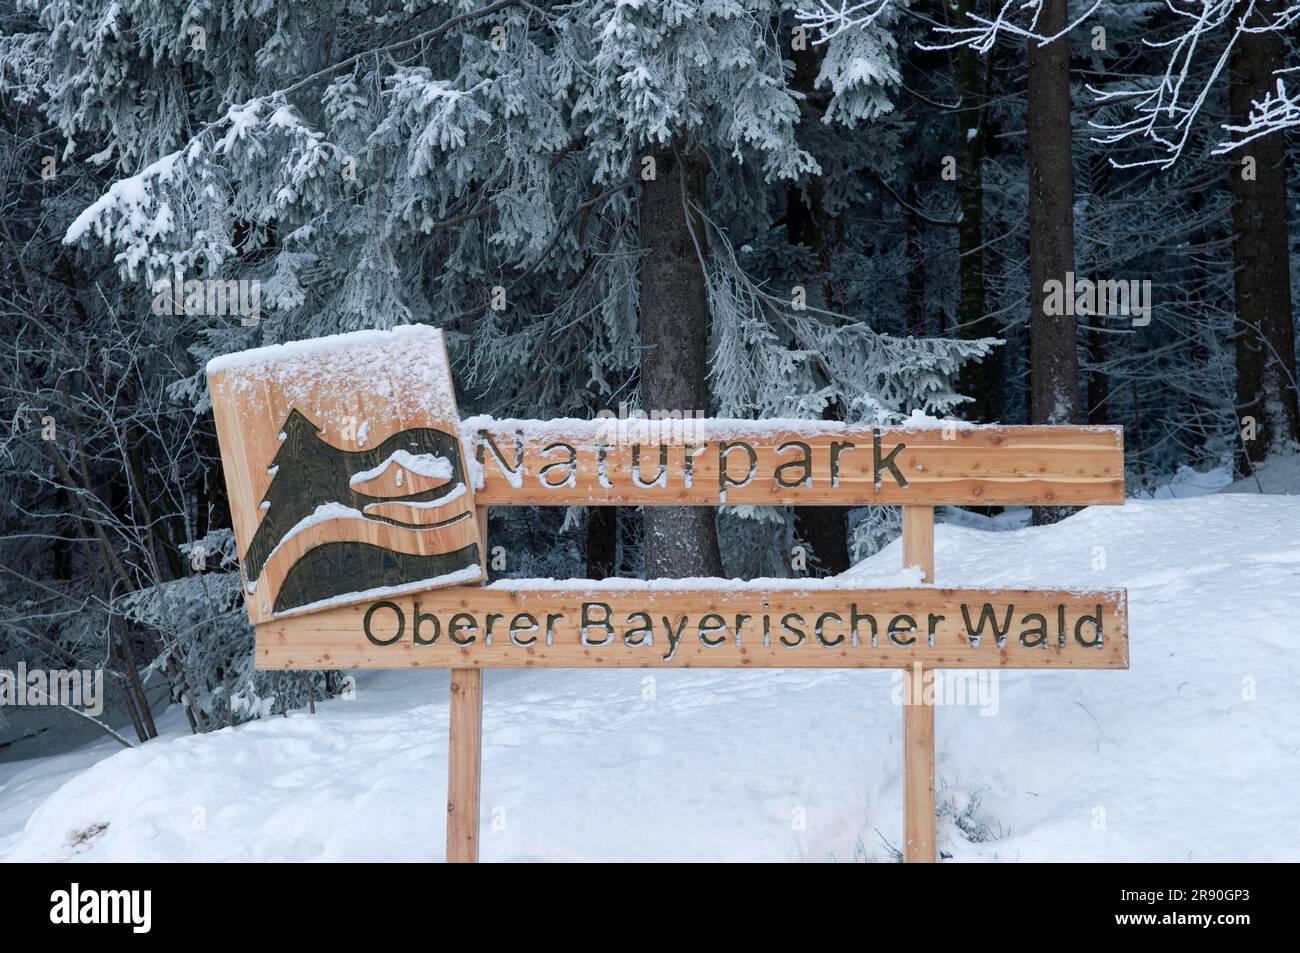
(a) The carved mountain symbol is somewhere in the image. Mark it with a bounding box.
[244,409,480,614]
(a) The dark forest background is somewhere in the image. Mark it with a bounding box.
[1,1,1296,740]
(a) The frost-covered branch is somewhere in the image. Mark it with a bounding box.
[694,200,997,423]
[19,683,134,749]
[1087,1,1300,167]
[919,0,1105,54]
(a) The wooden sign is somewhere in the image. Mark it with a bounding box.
[466,418,1124,507]
[205,324,1132,865]
[207,326,483,625]
[256,583,1127,670]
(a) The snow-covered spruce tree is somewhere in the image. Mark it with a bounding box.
[0,68,330,735]
[0,0,361,731]
[26,0,993,577]
[578,2,994,575]
[27,0,658,584]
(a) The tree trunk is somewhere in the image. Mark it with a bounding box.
[905,182,927,336]
[94,564,157,742]
[954,4,1000,422]
[1086,325,1109,426]
[1182,177,1224,449]
[786,38,850,575]
[1229,13,1299,475]
[638,144,723,577]
[1086,150,1111,426]
[1027,0,1080,524]
[793,491,851,576]
[585,506,618,578]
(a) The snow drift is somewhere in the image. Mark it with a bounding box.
[2,493,1298,861]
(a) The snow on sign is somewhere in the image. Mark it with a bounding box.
[207,325,1129,864]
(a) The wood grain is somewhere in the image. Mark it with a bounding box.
[468,423,1124,507]
[902,506,935,583]
[255,584,1128,670]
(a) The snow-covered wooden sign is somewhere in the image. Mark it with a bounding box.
[256,582,1127,670]
[207,326,483,626]
[206,324,1130,865]
[465,418,1124,507]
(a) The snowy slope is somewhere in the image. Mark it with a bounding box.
[2,494,1298,862]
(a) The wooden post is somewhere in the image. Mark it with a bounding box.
[902,504,936,863]
[446,508,489,863]
[446,668,483,862]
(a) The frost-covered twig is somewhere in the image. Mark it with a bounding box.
[1217,71,1300,149]
[794,1,898,45]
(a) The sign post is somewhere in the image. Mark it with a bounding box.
[902,504,935,863]
[208,326,1128,862]
[446,505,489,864]
[446,665,483,863]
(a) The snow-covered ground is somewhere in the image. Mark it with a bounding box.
[3,492,1298,861]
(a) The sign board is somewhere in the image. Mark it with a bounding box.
[208,326,483,625]
[256,584,1127,670]
[206,324,1131,864]
[466,419,1124,507]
